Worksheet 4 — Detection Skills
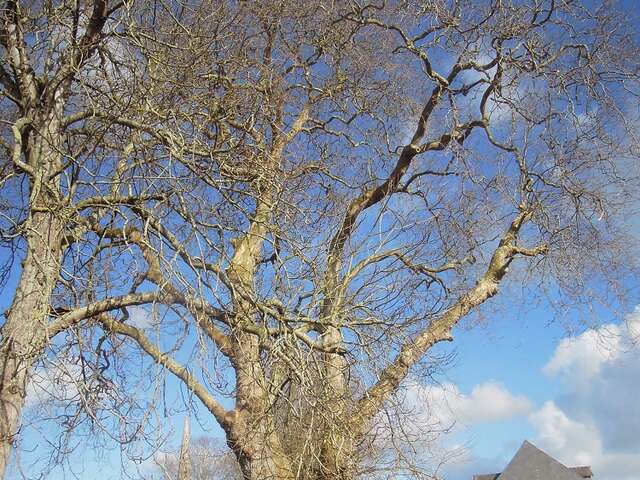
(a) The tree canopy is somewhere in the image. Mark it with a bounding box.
[1,1,639,479]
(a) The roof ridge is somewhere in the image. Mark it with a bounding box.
[472,441,593,480]
[483,441,588,480]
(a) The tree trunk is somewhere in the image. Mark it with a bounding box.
[229,334,295,480]
[317,328,355,480]
[0,114,65,477]
[0,209,63,477]
[232,429,294,480]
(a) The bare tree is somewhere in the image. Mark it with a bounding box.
[0,1,179,476]
[155,423,242,480]
[1,1,639,479]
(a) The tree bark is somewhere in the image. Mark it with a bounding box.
[0,209,63,477]
[0,108,65,477]
[230,413,295,480]
[228,334,295,480]
[317,330,354,480]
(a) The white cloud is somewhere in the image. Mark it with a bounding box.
[529,307,640,480]
[366,380,531,478]
[25,360,81,408]
[458,383,532,424]
[127,305,155,329]
[530,401,640,480]
[529,401,600,466]
[542,311,640,381]
[405,380,532,430]
[441,307,640,480]
[397,380,531,480]
[543,327,621,384]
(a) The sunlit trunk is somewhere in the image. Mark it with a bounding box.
[233,434,294,480]
[0,210,63,477]
[318,329,354,480]
[0,118,64,477]
[230,334,295,480]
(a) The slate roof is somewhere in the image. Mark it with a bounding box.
[473,441,593,480]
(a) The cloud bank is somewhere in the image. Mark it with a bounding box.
[529,308,640,480]
[439,307,640,480]
[406,381,532,430]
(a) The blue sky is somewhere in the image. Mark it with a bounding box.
[434,302,640,480]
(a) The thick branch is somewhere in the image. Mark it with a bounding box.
[0,62,19,103]
[97,225,233,356]
[74,193,168,211]
[353,210,547,427]
[47,0,112,97]
[1,0,38,104]
[10,117,34,175]
[49,291,170,336]
[95,313,234,432]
